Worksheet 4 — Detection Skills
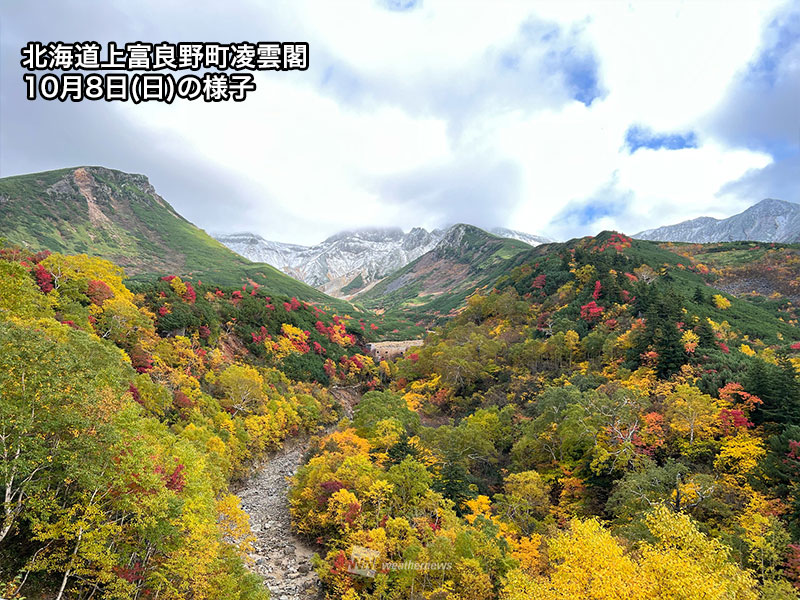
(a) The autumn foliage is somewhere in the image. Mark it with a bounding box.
[0,244,341,600]
[3,232,800,600]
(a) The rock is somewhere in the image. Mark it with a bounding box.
[232,433,329,599]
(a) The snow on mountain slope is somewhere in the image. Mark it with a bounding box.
[489,227,553,246]
[214,225,550,297]
[215,227,445,296]
[635,199,800,243]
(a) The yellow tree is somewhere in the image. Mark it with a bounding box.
[217,364,264,416]
[665,384,719,445]
[502,509,759,600]
[0,261,53,320]
[714,432,766,487]
[521,518,641,599]
[27,490,129,600]
[639,506,758,600]
[40,253,133,302]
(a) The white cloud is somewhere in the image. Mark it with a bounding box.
[3,0,796,244]
[129,75,451,243]
[537,0,782,129]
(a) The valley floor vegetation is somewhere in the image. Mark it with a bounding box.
[0,242,378,599]
[289,233,800,599]
[2,231,800,599]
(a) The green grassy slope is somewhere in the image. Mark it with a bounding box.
[0,166,351,310]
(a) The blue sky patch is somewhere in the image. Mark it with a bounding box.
[378,0,420,11]
[747,9,800,87]
[564,50,602,106]
[625,125,698,153]
[552,194,629,230]
[572,199,620,226]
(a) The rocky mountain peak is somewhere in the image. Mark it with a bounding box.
[214,222,552,298]
[635,198,800,243]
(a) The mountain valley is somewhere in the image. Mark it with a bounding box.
[2,166,800,600]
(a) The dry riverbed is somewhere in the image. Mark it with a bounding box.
[235,434,323,600]
[235,388,359,599]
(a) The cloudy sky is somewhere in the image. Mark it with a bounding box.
[1,0,798,245]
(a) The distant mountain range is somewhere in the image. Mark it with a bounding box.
[0,165,553,309]
[215,226,552,297]
[6,165,796,319]
[635,198,800,243]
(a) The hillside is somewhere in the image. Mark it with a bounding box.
[654,240,800,329]
[0,167,348,306]
[635,198,800,243]
[288,229,800,600]
[355,223,534,323]
[497,231,799,346]
[362,226,800,340]
[3,225,800,598]
[0,241,352,599]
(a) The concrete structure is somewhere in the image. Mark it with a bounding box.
[366,340,424,361]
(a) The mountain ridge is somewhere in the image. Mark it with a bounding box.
[214,226,447,297]
[215,225,553,297]
[355,223,536,323]
[635,198,800,243]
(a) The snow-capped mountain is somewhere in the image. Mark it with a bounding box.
[211,232,311,275]
[215,227,445,296]
[635,199,800,243]
[215,225,551,297]
[489,227,553,246]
